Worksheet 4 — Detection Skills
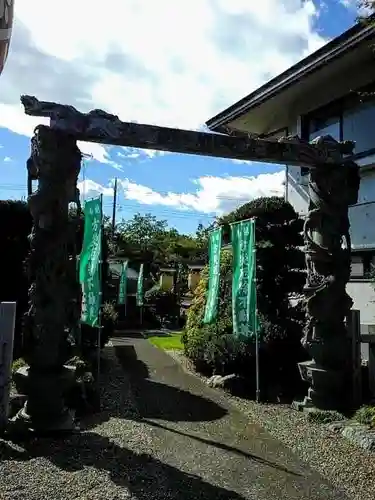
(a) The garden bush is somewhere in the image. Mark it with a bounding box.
[0,200,112,362]
[0,200,32,359]
[144,285,179,327]
[354,405,375,427]
[183,196,307,400]
[80,300,118,362]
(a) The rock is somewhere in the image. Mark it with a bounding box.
[12,366,29,395]
[13,365,76,396]
[341,423,375,452]
[207,374,239,389]
[326,421,346,433]
[8,393,27,419]
[291,400,304,411]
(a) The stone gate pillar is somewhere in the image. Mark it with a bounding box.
[12,125,82,432]
[298,136,360,411]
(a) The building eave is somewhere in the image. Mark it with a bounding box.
[206,20,375,132]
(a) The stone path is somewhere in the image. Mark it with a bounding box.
[110,332,348,500]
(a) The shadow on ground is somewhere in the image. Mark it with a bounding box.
[113,343,227,423]
[0,342,247,499]
[0,434,245,499]
[0,340,324,499]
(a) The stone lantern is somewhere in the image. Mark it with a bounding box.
[159,267,176,292]
[188,264,204,293]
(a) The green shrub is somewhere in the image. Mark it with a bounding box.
[183,197,306,400]
[354,405,375,427]
[11,357,28,374]
[81,301,118,356]
[0,200,112,363]
[144,285,179,326]
[0,200,32,359]
[307,410,345,424]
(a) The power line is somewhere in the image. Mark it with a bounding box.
[0,183,280,203]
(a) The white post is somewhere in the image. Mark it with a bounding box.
[0,302,17,431]
[347,309,362,408]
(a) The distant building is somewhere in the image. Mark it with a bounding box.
[107,258,139,297]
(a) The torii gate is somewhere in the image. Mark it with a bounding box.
[11,95,360,433]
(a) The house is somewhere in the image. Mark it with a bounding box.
[206,20,375,344]
[107,257,139,298]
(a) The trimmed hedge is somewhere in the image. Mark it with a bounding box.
[0,201,32,358]
[0,200,112,360]
[183,197,307,400]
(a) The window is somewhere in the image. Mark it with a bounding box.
[342,100,375,155]
[351,255,364,278]
[309,115,341,142]
[301,84,375,171]
[350,252,375,280]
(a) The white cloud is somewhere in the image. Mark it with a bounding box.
[77,179,114,200]
[1,0,325,139]
[119,170,285,214]
[3,156,12,162]
[338,0,357,9]
[117,147,168,162]
[0,1,324,212]
[339,0,369,15]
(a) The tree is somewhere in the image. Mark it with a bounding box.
[183,197,307,400]
[114,213,207,273]
[117,213,168,250]
[358,1,375,17]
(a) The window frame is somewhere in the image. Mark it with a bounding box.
[350,251,375,282]
[300,81,375,176]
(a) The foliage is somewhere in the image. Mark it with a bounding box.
[81,300,118,354]
[354,405,375,427]
[183,197,307,400]
[114,213,207,273]
[306,410,345,424]
[0,200,32,358]
[144,285,178,326]
[11,357,28,374]
[357,1,375,19]
[0,199,212,360]
[102,301,119,324]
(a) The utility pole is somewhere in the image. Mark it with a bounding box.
[112,177,118,239]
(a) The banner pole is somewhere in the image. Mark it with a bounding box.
[253,217,260,403]
[97,193,104,386]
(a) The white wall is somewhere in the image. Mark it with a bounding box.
[347,281,375,325]
[287,162,375,249]
[347,281,375,361]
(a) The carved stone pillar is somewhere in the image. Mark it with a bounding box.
[12,125,82,432]
[298,136,360,411]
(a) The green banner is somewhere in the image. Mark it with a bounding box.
[136,263,144,306]
[79,197,102,327]
[231,219,258,339]
[203,227,222,324]
[118,260,128,305]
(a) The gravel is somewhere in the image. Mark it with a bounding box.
[0,345,160,500]
[167,349,375,500]
[2,343,374,500]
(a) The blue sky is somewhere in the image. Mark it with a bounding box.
[0,0,358,234]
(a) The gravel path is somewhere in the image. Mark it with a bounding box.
[168,349,375,500]
[0,333,348,499]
